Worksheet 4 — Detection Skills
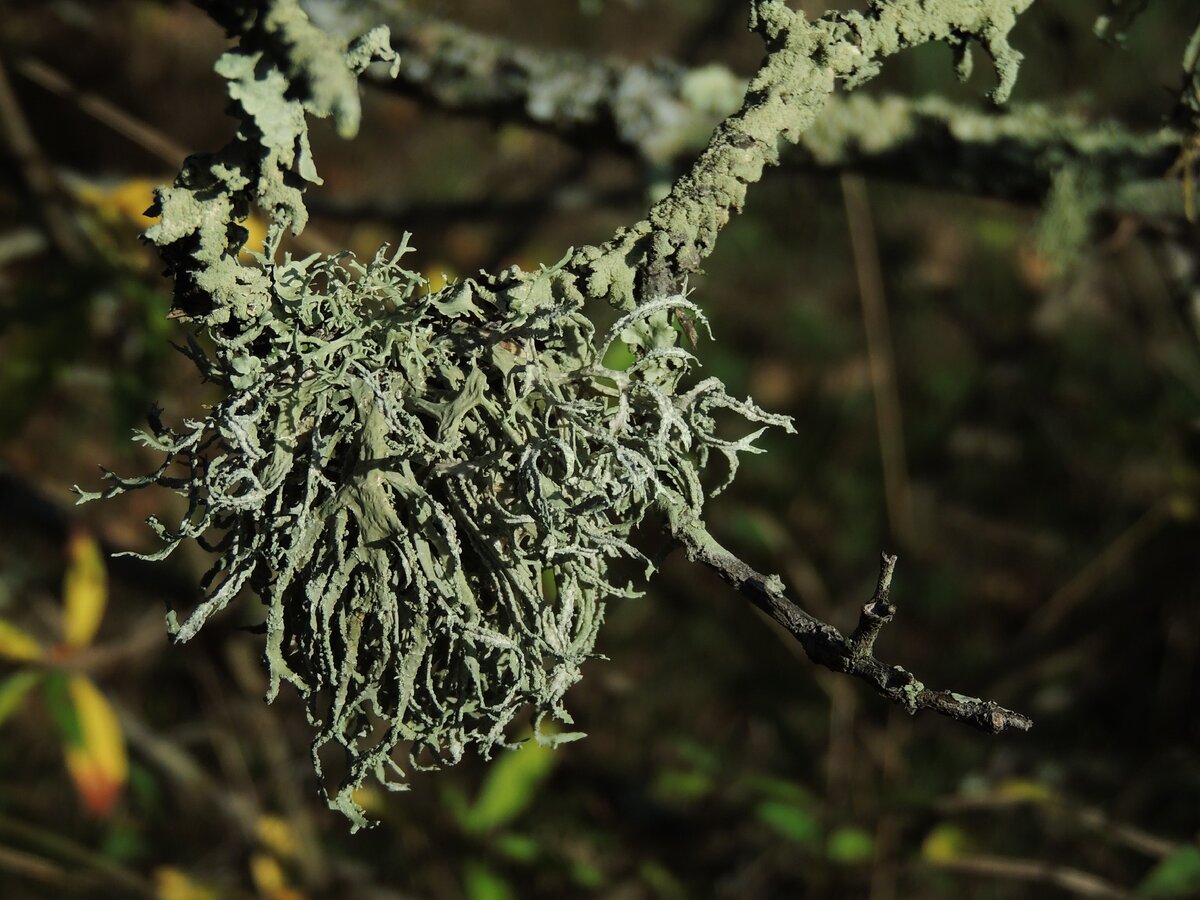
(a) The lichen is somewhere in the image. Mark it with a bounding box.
[897,668,926,714]
[86,237,788,826]
[81,0,1046,827]
[80,0,790,828]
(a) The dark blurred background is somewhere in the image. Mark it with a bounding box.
[1,1,1198,898]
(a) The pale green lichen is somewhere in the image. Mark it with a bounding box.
[146,0,397,326]
[81,0,790,828]
[898,669,926,713]
[82,0,1046,826]
[1036,166,1103,276]
[86,239,788,827]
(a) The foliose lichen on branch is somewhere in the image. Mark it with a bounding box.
[82,0,1048,826]
[80,0,791,827]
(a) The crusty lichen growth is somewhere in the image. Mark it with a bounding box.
[146,0,397,326]
[367,6,1177,222]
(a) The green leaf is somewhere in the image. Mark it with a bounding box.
[827,826,875,864]
[744,774,815,806]
[494,833,541,863]
[569,859,605,888]
[100,823,146,862]
[0,670,41,728]
[463,860,515,900]
[1138,847,1200,897]
[651,769,712,804]
[672,737,719,773]
[441,783,473,832]
[42,672,83,747]
[600,338,635,371]
[638,860,685,899]
[755,800,821,846]
[463,739,555,833]
[540,568,558,603]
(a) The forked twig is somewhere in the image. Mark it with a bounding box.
[665,501,1032,733]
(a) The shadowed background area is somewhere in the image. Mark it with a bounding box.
[0,0,1198,897]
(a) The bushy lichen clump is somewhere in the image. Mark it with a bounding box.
[85,0,1044,824]
[86,231,789,823]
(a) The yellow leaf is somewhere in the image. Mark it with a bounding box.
[255,814,298,859]
[351,785,385,820]
[72,176,161,229]
[64,675,127,816]
[921,823,972,864]
[0,619,42,661]
[62,530,107,649]
[72,176,265,257]
[993,778,1054,804]
[154,867,220,900]
[238,212,269,258]
[250,854,305,900]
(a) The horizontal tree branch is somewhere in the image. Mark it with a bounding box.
[388,0,1045,728]
[361,5,1179,208]
[929,853,1132,899]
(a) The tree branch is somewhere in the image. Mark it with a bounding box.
[665,503,1032,733]
[564,0,1045,307]
[361,4,1178,209]
[390,0,1045,730]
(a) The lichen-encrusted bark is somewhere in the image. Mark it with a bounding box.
[568,0,1036,308]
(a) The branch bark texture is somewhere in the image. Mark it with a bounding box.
[364,4,1178,211]
[666,500,1032,734]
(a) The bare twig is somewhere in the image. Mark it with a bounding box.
[0,843,83,891]
[0,812,155,897]
[114,701,259,837]
[1072,804,1181,860]
[0,56,87,262]
[225,641,331,891]
[9,55,337,256]
[52,607,166,675]
[929,853,1132,899]
[938,790,1182,860]
[665,501,1032,733]
[1024,500,1169,636]
[842,174,916,548]
[562,0,1056,308]
[12,57,187,167]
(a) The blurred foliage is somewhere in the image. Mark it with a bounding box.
[0,0,1197,898]
[0,530,128,818]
